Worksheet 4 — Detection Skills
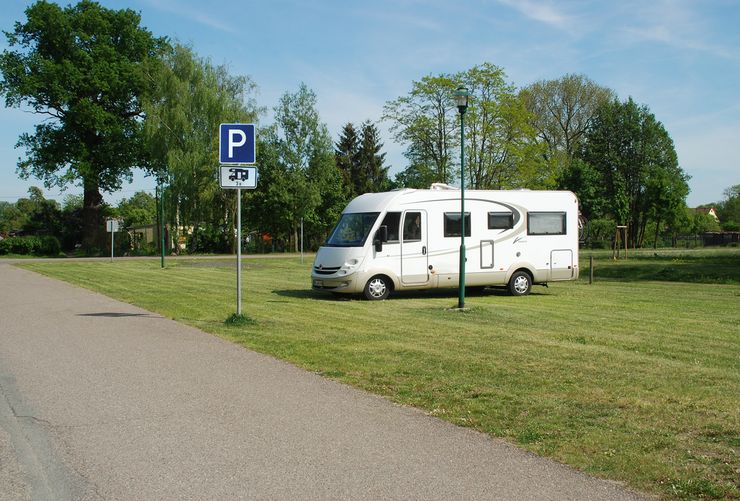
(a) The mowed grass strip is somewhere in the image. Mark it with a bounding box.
[20,249,740,500]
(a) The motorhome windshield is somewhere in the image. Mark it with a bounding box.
[326,212,380,247]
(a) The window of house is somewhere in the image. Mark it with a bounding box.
[527,212,566,235]
[444,212,471,237]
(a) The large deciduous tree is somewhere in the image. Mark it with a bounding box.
[522,74,614,176]
[0,0,167,251]
[386,64,544,190]
[578,97,688,247]
[383,74,458,185]
[459,63,544,189]
[249,84,345,251]
[143,43,259,248]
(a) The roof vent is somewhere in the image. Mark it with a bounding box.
[430,183,457,190]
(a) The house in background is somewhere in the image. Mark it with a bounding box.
[692,207,720,222]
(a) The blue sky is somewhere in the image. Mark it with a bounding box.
[1,0,738,207]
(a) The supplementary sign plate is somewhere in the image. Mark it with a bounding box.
[219,165,258,189]
[106,219,120,232]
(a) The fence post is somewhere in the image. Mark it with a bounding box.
[589,255,594,285]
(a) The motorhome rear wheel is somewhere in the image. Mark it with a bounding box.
[508,271,532,296]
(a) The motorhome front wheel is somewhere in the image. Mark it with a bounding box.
[364,276,390,300]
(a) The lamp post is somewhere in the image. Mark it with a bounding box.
[158,180,165,269]
[454,86,470,309]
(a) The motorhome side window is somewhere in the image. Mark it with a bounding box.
[380,212,401,242]
[527,212,566,235]
[488,212,514,230]
[402,212,422,242]
[444,212,471,237]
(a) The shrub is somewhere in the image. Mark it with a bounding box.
[187,224,232,254]
[0,235,62,256]
[38,236,61,256]
[0,236,38,255]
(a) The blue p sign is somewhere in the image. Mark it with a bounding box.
[219,123,256,164]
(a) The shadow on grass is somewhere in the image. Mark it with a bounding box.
[273,286,548,302]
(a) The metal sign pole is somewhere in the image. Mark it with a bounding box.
[110,222,114,263]
[300,217,304,264]
[237,188,242,315]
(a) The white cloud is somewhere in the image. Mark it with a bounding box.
[618,0,740,60]
[144,0,238,34]
[496,0,572,30]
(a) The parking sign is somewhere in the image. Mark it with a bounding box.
[219,123,256,164]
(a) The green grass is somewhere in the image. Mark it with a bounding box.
[20,247,740,500]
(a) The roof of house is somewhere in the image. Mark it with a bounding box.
[691,207,719,221]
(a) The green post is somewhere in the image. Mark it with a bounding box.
[455,86,470,309]
[159,182,165,268]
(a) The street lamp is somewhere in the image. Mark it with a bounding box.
[454,86,470,309]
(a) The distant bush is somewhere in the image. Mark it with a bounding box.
[0,235,61,256]
[187,224,231,254]
[38,235,61,255]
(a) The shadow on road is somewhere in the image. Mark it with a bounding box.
[77,312,161,318]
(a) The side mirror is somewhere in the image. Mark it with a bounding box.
[377,225,388,243]
[374,225,388,253]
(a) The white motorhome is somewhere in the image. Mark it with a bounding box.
[311,184,579,300]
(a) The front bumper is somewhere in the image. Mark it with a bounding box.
[311,274,360,293]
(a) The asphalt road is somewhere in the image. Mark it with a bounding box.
[0,262,651,500]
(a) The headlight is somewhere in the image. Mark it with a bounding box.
[339,258,361,275]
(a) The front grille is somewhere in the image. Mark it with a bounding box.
[314,266,340,275]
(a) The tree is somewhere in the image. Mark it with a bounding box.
[335,123,361,196]
[0,0,167,251]
[392,160,438,189]
[716,184,740,231]
[557,158,608,221]
[142,43,259,247]
[578,98,688,247]
[117,191,156,227]
[383,74,458,185]
[249,84,345,251]
[18,186,63,236]
[336,121,390,197]
[358,121,391,193]
[0,201,25,234]
[386,64,547,191]
[522,74,614,176]
[459,63,545,189]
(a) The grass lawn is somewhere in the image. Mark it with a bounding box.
[20,248,740,500]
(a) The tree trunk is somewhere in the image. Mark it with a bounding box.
[82,179,105,253]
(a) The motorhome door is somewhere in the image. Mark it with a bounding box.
[401,210,429,285]
[550,249,574,280]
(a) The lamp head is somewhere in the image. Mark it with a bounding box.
[454,86,470,114]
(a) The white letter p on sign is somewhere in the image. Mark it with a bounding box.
[229,129,247,158]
